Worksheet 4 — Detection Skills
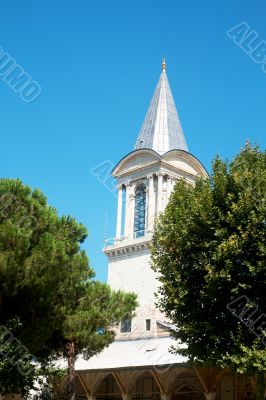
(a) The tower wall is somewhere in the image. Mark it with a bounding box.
[104,66,208,341]
[107,248,166,339]
[104,149,207,340]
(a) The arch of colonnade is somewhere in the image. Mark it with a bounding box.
[50,366,260,400]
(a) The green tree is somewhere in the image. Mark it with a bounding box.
[151,144,266,394]
[0,320,58,399]
[0,179,137,399]
[60,281,137,400]
[0,320,37,397]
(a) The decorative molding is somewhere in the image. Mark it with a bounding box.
[104,236,152,259]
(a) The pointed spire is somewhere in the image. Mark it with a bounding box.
[134,61,188,155]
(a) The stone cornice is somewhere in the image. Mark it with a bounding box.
[103,234,153,259]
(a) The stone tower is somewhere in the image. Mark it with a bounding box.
[57,62,246,400]
[104,60,207,340]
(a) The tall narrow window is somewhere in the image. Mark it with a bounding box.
[121,319,131,333]
[146,319,151,331]
[134,184,146,237]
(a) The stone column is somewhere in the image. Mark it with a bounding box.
[147,174,155,231]
[171,179,176,193]
[128,185,135,239]
[116,185,123,239]
[160,394,171,400]
[204,393,216,400]
[157,173,164,214]
[166,176,172,203]
[124,183,135,239]
[124,183,131,239]
[122,394,131,400]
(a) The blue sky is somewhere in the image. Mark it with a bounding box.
[1,0,266,281]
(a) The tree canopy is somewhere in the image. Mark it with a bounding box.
[0,179,137,399]
[151,144,266,377]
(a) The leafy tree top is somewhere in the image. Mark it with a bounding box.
[151,143,266,375]
[0,179,137,398]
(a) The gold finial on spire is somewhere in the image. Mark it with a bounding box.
[162,57,166,72]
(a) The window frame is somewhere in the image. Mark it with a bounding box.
[134,183,146,237]
[121,318,132,333]
[146,319,151,331]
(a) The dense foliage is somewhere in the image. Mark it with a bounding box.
[0,179,137,399]
[151,144,266,377]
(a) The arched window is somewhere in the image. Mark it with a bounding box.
[134,184,146,237]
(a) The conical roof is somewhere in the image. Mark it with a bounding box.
[134,61,188,155]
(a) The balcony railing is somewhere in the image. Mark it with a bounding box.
[104,230,153,248]
[133,229,153,238]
